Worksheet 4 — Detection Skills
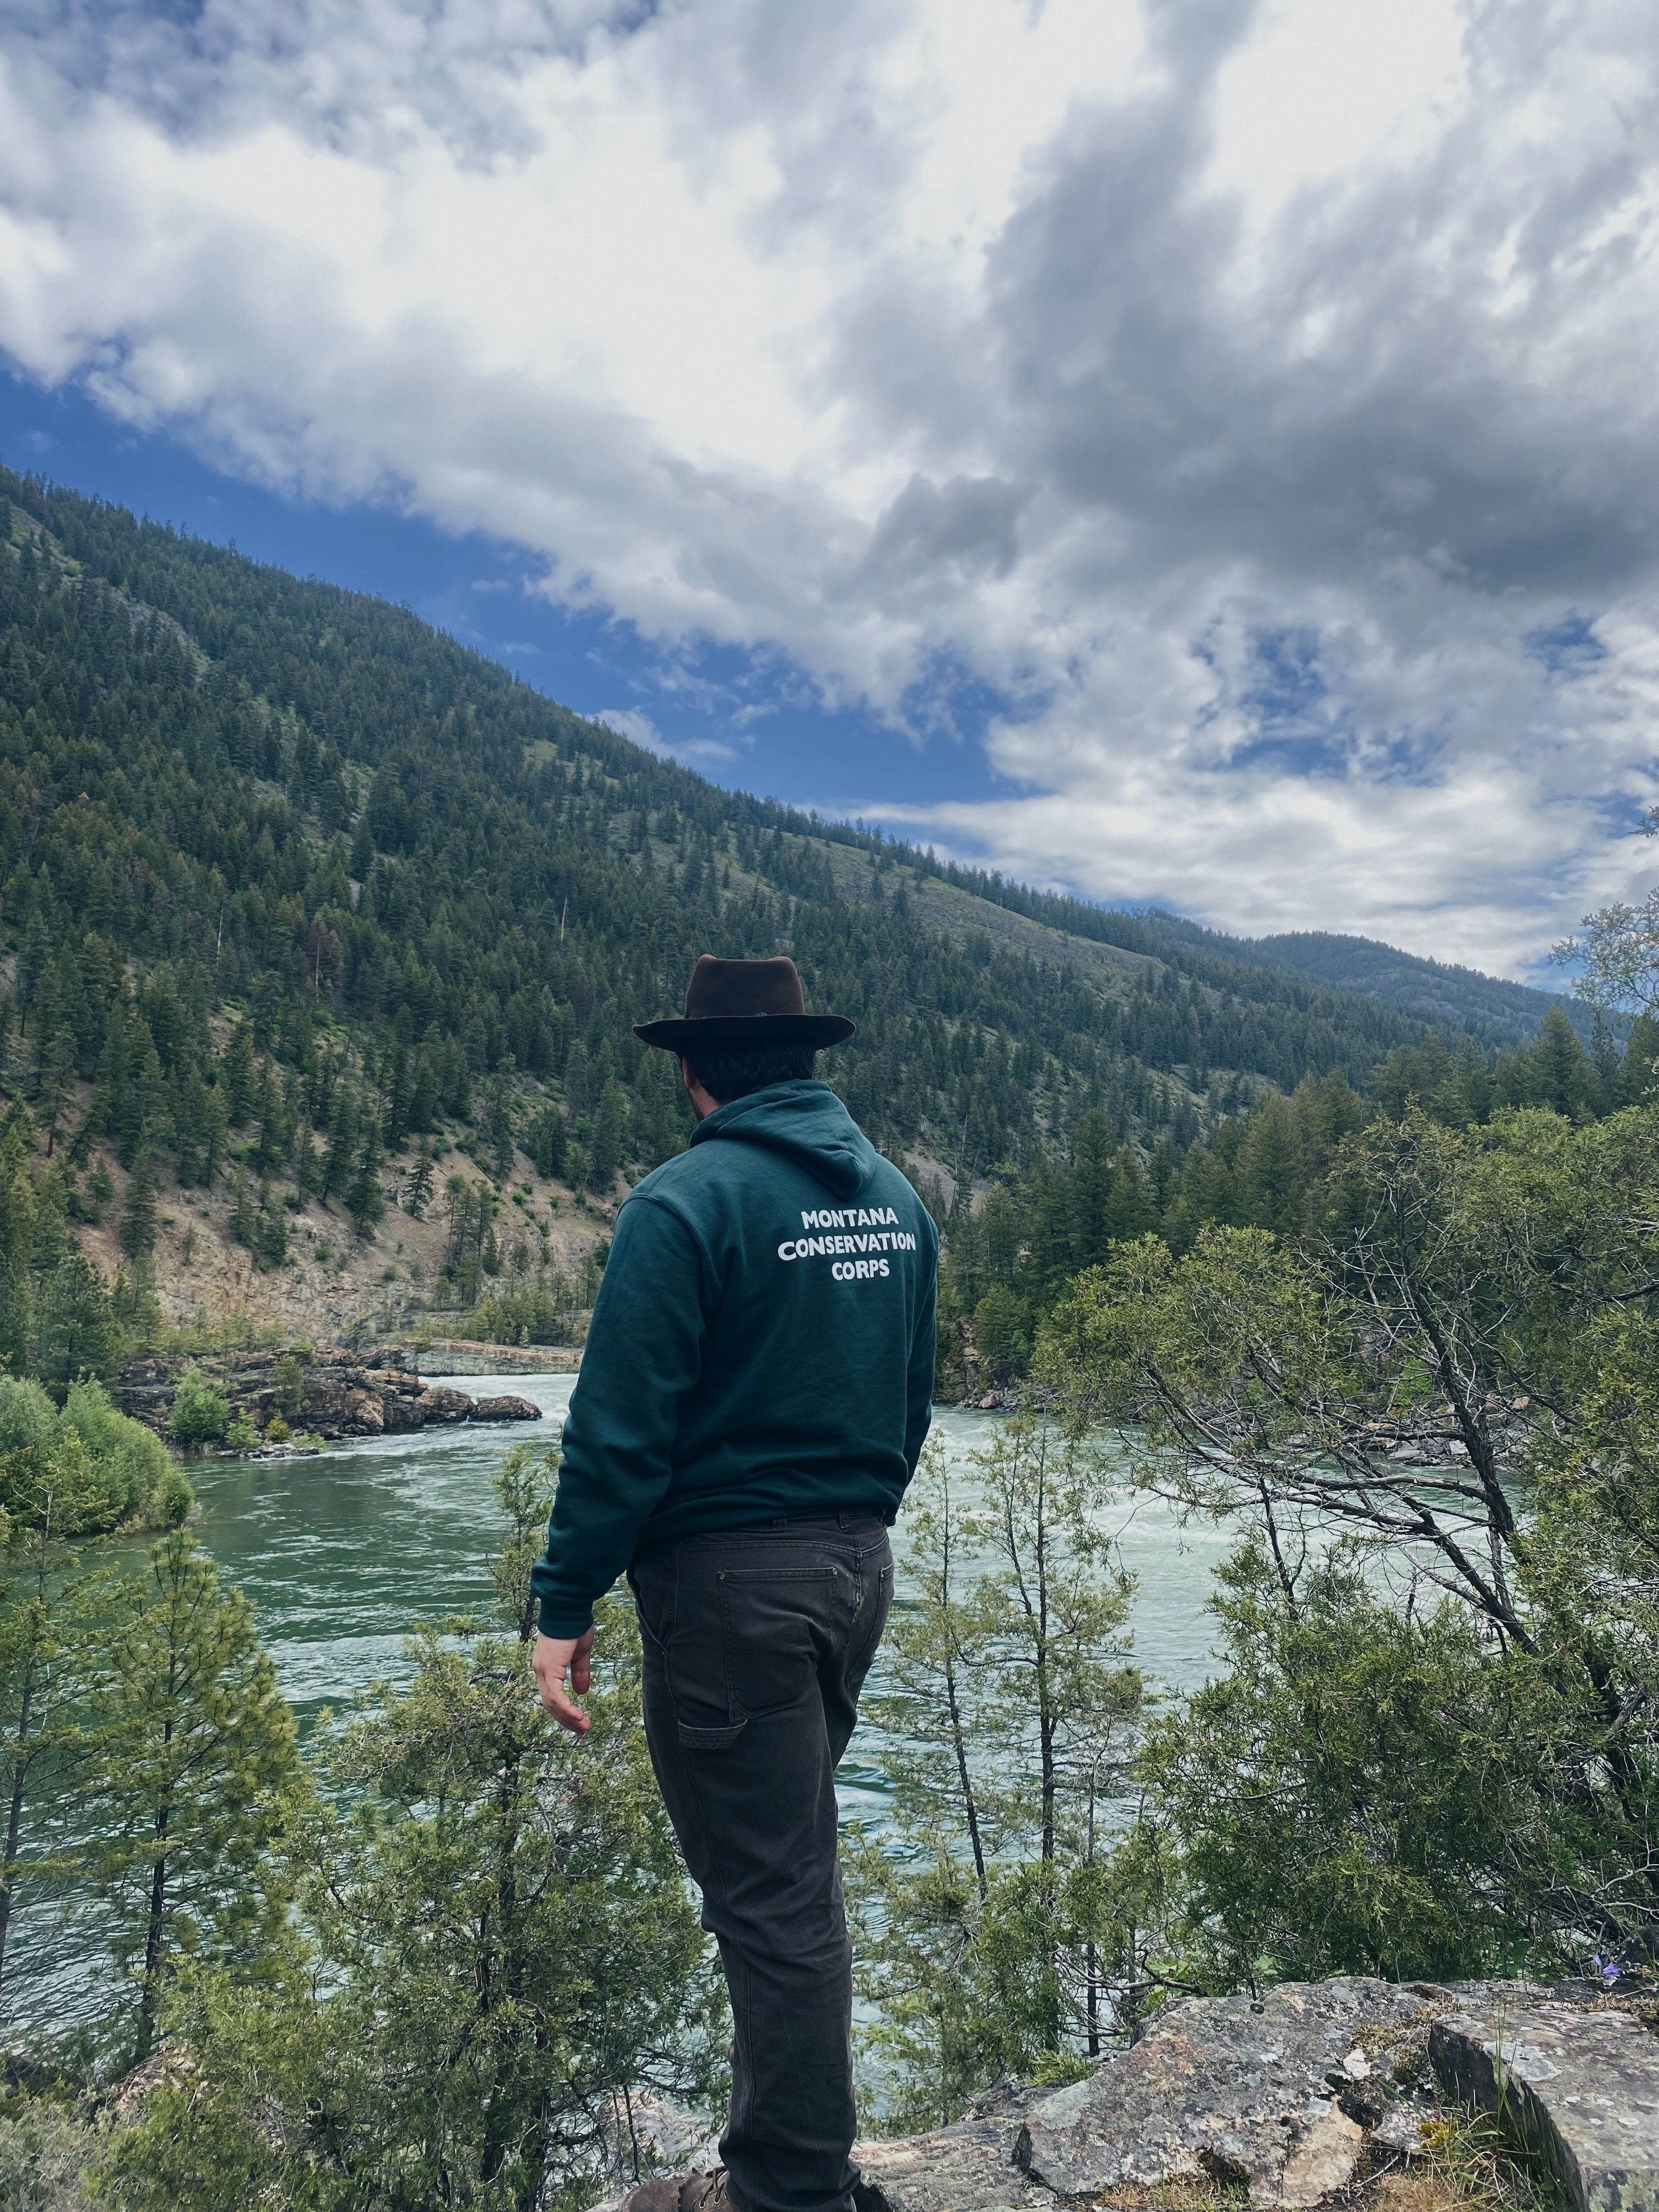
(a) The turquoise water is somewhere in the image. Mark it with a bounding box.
[22,1381,1236,2034]
[184,1375,1236,1820]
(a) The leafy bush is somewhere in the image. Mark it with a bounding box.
[155,1466,195,1527]
[167,1369,229,1452]
[0,1376,58,1468]
[0,1373,176,1532]
[61,1378,172,1524]
[0,2095,88,2211]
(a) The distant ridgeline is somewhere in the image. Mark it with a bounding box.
[0,459,1650,1376]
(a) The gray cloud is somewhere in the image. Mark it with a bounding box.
[0,0,1655,969]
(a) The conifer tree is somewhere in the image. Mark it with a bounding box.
[119,1147,159,1265]
[402,1140,435,1219]
[33,1251,119,1393]
[87,1520,300,2057]
[346,1116,385,1235]
[0,1429,110,2011]
[219,1020,255,1128]
[99,1449,720,2211]
[1623,1011,1659,1104]
[228,1164,256,1250]
[0,1120,37,1375]
[486,1077,516,1182]
[586,1081,629,1193]
[1532,1003,1590,1116]
[320,1082,360,1204]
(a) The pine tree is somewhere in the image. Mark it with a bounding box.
[586,1082,629,1194]
[88,1526,300,2057]
[220,1020,255,1128]
[257,1179,289,1269]
[228,1164,256,1250]
[1623,1012,1659,1105]
[320,1082,360,1204]
[33,1252,119,1393]
[486,1077,516,1182]
[201,1081,229,1186]
[120,1147,159,1265]
[0,1121,37,1376]
[1236,1093,1306,1233]
[346,1116,385,1235]
[1533,1003,1590,1116]
[402,1140,435,1220]
[532,1104,568,1181]
[0,1429,110,2009]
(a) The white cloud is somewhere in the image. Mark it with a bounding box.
[596,705,737,765]
[0,0,1656,972]
[596,707,672,756]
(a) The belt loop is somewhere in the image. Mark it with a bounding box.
[838,1509,853,1530]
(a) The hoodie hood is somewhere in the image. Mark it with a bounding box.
[690,1079,877,1200]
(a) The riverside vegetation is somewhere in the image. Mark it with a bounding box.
[0,459,1657,2200]
[7,1084,1658,2203]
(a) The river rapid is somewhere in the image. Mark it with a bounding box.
[186,1371,1237,1829]
[24,1378,1240,2035]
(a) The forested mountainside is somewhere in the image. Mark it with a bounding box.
[1229,927,1593,1046]
[0,459,1610,1351]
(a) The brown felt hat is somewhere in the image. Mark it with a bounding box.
[633,955,855,1053]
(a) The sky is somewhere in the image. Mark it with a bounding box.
[0,0,1655,980]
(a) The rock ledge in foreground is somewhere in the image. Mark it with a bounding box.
[591,1977,1659,2212]
[1430,1995,1659,2212]
[1014,1977,1434,2207]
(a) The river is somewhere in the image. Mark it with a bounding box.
[186,1371,1238,1830]
[25,1375,1239,2035]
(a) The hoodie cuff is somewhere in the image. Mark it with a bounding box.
[537,1597,596,1641]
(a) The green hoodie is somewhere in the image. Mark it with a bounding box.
[531,1080,938,1638]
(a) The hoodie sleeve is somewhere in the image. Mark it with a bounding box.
[531,1194,711,1638]
[903,1217,938,1480]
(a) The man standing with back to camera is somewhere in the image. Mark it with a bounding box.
[531,955,938,2212]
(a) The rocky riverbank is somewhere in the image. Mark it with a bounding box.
[115,1348,544,1442]
[409,1338,582,1375]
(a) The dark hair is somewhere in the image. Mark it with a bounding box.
[683,1043,817,1103]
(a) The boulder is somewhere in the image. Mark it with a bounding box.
[467,1393,542,1424]
[1013,1978,1436,2207]
[855,2086,1050,2212]
[335,1386,385,1435]
[415,1385,475,1425]
[379,1389,430,1434]
[1430,1996,1659,2212]
[583,1978,1659,2212]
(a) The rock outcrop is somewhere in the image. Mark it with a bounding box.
[116,1348,544,1443]
[1430,1989,1659,2212]
[595,1978,1659,2212]
[1013,1978,1432,2208]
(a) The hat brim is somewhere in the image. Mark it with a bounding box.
[633,1012,856,1052]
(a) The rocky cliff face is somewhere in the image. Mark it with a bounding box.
[116,1348,543,1442]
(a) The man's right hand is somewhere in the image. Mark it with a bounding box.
[533,1628,596,1734]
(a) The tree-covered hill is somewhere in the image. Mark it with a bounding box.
[1229,927,1589,1046]
[0,458,1587,1350]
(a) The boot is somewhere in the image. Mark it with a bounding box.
[619,2169,734,2212]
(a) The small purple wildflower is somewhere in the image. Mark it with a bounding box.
[1589,1954,1622,1984]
